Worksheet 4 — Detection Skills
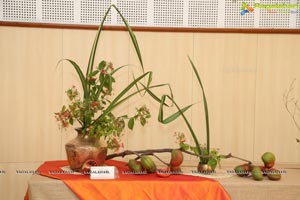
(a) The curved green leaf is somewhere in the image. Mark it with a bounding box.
[87,4,144,87]
[158,95,202,156]
[112,83,172,109]
[188,56,210,152]
[61,59,88,98]
[112,5,144,71]
[86,6,112,79]
[93,71,153,123]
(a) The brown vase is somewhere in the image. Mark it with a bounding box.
[197,163,214,174]
[65,128,107,172]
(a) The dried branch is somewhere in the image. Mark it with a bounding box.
[106,148,252,164]
[225,153,252,164]
[283,79,300,142]
[105,148,174,160]
[151,154,170,166]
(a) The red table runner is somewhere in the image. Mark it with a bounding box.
[32,160,230,200]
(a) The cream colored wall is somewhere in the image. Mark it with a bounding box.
[0,26,299,199]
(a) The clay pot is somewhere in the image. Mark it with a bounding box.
[65,128,107,172]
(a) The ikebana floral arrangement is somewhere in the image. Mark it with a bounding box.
[54,5,178,171]
[55,5,165,153]
[54,4,266,177]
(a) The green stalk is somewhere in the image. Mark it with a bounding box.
[188,56,210,153]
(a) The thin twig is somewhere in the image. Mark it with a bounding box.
[106,148,174,160]
[151,154,170,166]
[225,153,252,164]
[283,79,300,142]
[106,148,252,164]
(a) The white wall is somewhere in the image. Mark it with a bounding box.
[0,26,299,199]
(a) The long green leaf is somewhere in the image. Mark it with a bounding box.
[188,56,210,152]
[86,6,112,79]
[112,5,144,71]
[85,6,112,98]
[140,82,165,104]
[112,4,147,97]
[157,95,194,124]
[93,71,152,123]
[132,71,153,97]
[158,95,202,156]
[112,83,172,109]
[139,82,175,106]
[111,64,132,76]
[87,4,144,84]
[86,3,145,103]
[63,59,88,98]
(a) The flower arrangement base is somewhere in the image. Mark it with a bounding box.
[65,129,107,172]
[197,163,214,174]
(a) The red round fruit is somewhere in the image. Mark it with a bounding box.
[156,168,171,178]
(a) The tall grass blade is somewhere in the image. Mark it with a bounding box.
[112,5,144,71]
[188,56,210,152]
[86,6,112,78]
[64,59,88,98]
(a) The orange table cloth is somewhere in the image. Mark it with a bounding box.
[33,160,230,200]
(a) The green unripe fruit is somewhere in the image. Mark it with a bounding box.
[267,169,282,181]
[252,166,264,181]
[234,165,249,177]
[127,159,142,173]
[261,152,276,168]
[140,156,157,173]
